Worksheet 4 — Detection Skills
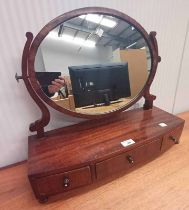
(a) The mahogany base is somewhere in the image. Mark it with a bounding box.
[28,107,184,203]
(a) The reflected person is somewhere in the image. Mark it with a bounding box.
[42,76,68,98]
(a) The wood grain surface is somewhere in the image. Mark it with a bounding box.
[28,107,184,177]
[0,110,188,209]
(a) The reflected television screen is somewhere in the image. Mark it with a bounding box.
[69,62,131,108]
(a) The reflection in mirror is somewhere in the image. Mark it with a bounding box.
[34,14,151,115]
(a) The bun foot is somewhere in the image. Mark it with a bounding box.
[38,194,48,203]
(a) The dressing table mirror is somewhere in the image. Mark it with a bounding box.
[16,7,185,203]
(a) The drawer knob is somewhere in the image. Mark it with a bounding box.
[63,178,70,187]
[127,155,134,164]
[169,136,178,143]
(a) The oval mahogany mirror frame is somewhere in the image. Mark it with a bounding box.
[21,7,161,137]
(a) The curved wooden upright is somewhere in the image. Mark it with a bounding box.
[21,32,50,138]
[143,31,160,110]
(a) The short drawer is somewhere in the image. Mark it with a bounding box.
[96,138,162,180]
[161,125,184,152]
[34,166,91,197]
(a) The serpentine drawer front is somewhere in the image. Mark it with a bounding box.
[34,166,91,197]
[161,125,184,152]
[96,138,162,180]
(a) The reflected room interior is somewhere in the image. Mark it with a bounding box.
[34,14,151,115]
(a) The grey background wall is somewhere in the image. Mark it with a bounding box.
[173,21,189,114]
[0,0,189,168]
[38,38,113,74]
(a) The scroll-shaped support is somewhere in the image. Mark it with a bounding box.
[143,90,156,110]
[143,31,161,110]
[21,32,50,138]
[149,31,161,63]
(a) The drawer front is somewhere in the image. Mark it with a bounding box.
[96,138,162,180]
[161,125,184,152]
[35,166,91,196]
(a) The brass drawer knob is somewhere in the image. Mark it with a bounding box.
[169,135,177,143]
[127,155,134,164]
[63,177,70,187]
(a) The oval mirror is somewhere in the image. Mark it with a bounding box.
[34,12,152,115]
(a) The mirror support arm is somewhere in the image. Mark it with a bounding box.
[143,31,161,110]
[21,32,50,138]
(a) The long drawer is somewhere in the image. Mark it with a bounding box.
[96,138,162,180]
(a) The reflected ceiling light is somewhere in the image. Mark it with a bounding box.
[79,14,117,28]
[84,40,96,47]
[95,28,104,37]
[48,31,95,48]
[126,42,137,48]
[101,18,117,28]
[131,26,135,30]
[86,14,103,24]
[61,34,73,42]
[74,37,85,44]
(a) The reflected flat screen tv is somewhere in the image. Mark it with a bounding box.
[68,62,131,108]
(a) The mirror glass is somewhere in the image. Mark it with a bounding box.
[34,13,151,115]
